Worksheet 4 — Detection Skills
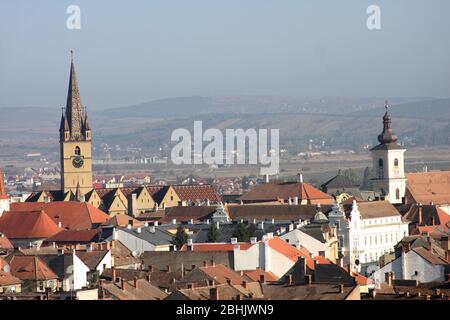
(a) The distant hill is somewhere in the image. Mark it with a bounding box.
[352,99,450,120]
[102,96,431,119]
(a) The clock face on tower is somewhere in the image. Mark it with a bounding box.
[72,156,84,168]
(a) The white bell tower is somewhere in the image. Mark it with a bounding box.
[370,101,406,204]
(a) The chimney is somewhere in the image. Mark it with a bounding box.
[166,265,171,272]
[172,219,177,225]
[144,222,149,227]
[288,197,292,205]
[136,227,141,234]
[120,278,125,290]
[154,221,159,227]
[339,284,344,294]
[230,237,238,244]
[297,173,303,183]
[58,221,62,228]
[259,274,265,284]
[203,261,208,268]
[111,266,116,282]
[304,274,312,285]
[148,265,154,272]
[369,288,376,299]
[294,197,299,205]
[146,274,151,282]
[418,204,423,225]
[285,274,293,285]
[134,277,138,289]
[206,199,210,206]
[187,283,195,290]
[209,287,219,300]
[187,238,193,251]
[265,174,270,184]
[250,237,257,244]
[149,226,156,233]
[210,259,215,267]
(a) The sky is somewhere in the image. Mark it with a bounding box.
[0,0,449,109]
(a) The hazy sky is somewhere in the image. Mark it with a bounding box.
[0,0,449,109]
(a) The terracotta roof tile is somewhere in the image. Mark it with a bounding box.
[0,233,13,249]
[172,185,220,202]
[239,182,333,204]
[0,210,61,239]
[9,255,58,280]
[0,271,22,286]
[43,229,101,244]
[244,269,279,282]
[406,171,450,205]
[198,264,246,285]
[10,201,109,230]
[267,236,315,269]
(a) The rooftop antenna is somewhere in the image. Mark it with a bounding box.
[70,49,74,62]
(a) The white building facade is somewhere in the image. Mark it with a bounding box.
[328,200,409,273]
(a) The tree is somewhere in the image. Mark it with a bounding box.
[247,223,256,239]
[207,223,220,243]
[235,222,250,242]
[172,226,188,248]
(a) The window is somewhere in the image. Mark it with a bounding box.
[378,159,384,178]
[396,188,400,200]
[394,158,399,167]
[338,235,344,247]
[75,146,81,156]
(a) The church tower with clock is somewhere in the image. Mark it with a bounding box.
[60,51,93,196]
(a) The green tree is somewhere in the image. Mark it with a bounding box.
[247,223,256,239]
[207,223,220,243]
[235,222,250,242]
[172,226,188,248]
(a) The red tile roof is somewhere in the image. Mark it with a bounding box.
[172,185,220,202]
[0,271,22,286]
[0,210,61,239]
[313,256,332,265]
[238,182,333,204]
[0,233,13,249]
[406,171,450,205]
[102,215,145,228]
[9,255,58,280]
[199,264,246,285]
[351,272,373,286]
[43,229,101,244]
[10,201,109,230]
[267,236,315,269]
[179,242,252,252]
[244,269,279,282]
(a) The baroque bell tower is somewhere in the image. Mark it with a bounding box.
[370,101,406,204]
[60,51,93,196]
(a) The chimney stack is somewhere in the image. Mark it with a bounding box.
[111,266,116,282]
[265,174,270,184]
[120,278,125,290]
[418,204,423,225]
[134,277,138,289]
[339,284,344,294]
[259,274,265,284]
[286,274,293,285]
[304,274,312,285]
[297,173,303,183]
[209,287,219,300]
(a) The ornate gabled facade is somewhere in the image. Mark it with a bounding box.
[60,51,93,196]
[370,101,406,204]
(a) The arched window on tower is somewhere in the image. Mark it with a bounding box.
[378,158,384,179]
[75,146,81,156]
[394,158,399,167]
[396,188,400,200]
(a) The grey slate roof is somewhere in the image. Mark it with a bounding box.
[120,226,174,246]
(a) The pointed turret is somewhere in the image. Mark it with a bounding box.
[65,50,87,140]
